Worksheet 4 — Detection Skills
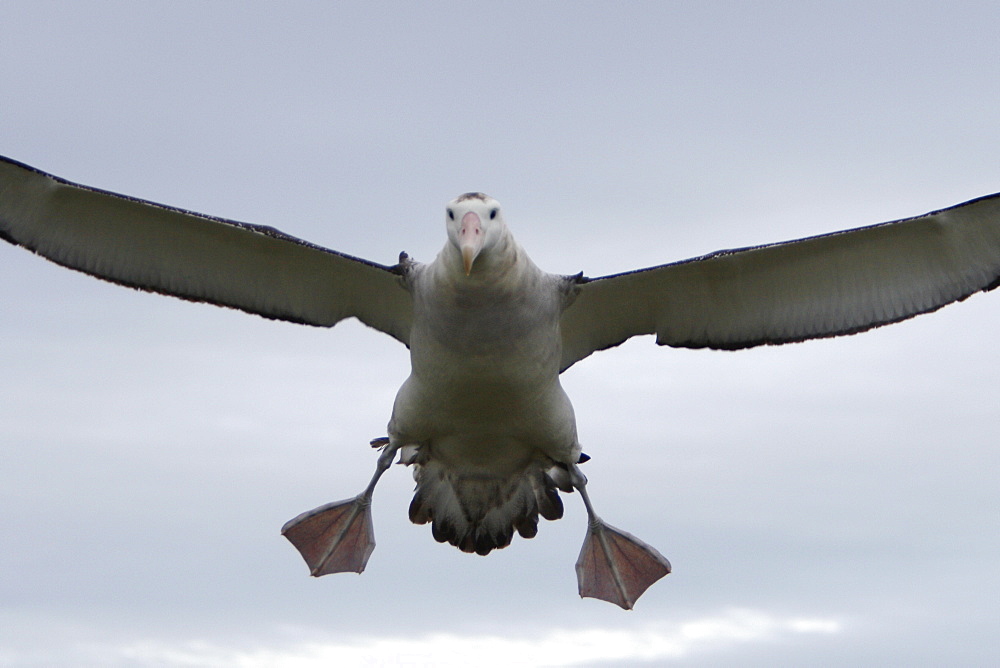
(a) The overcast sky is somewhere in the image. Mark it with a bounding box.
[2,2,999,666]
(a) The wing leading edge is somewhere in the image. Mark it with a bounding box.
[560,193,1000,371]
[0,156,413,346]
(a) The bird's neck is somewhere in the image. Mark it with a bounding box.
[440,230,530,289]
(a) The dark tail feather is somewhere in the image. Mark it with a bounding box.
[408,460,566,555]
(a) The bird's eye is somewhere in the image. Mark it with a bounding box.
[447,209,454,220]
[489,208,498,220]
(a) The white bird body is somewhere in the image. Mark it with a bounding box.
[4,154,1000,608]
[396,256,578,472]
[399,226,571,457]
[389,195,582,554]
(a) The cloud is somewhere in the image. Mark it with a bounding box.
[83,609,841,667]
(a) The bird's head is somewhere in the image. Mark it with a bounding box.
[445,192,506,275]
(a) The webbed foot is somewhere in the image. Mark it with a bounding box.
[282,437,399,576]
[575,518,671,609]
[281,495,375,575]
[570,465,670,609]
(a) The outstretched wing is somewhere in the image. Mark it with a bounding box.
[560,193,1000,371]
[0,156,412,346]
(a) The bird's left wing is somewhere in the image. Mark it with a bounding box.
[0,156,412,346]
[560,193,1000,371]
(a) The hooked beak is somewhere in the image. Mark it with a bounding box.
[459,211,484,275]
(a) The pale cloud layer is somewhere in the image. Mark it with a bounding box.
[5,609,841,667]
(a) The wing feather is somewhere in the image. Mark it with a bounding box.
[0,156,412,345]
[560,193,1000,370]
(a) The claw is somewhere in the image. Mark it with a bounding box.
[575,519,671,609]
[282,495,375,575]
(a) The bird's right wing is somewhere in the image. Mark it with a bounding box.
[560,192,1000,371]
[0,156,413,346]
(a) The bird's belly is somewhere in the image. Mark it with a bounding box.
[390,272,578,468]
[389,342,579,470]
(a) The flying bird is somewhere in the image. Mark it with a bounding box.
[2,155,1000,609]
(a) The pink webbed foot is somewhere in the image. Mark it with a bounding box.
[570,463,670,609]
[282,437,400,576]
[575,518,671,610]
[281,495,376,575]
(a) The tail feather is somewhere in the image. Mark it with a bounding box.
[408,458,566,555]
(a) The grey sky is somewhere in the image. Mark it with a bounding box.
[2,2,999,665]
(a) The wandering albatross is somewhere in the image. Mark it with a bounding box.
[2,155,1000,609]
